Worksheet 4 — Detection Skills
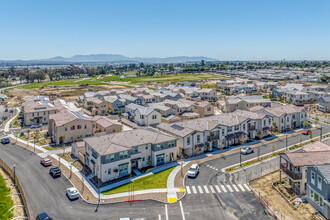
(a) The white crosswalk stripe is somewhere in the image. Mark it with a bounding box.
[192,186,197,194]
[215,185,221,193]
[226,185,234,192]
[203,185,210,193]
[238,184,245,192]
[197,186,203,194]
[232,184,239,192]
[209,185,215,193]
[220,185,227,192]
[186,186,191,194]
[244,184,251,191]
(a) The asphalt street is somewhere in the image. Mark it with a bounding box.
[0,123,328,220]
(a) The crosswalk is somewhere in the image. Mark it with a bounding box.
[186,183,251,195]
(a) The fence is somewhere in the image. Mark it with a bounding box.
[0,158,31,220]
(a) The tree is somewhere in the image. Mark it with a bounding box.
[257,130,263,140]
[238,133,245,145]
[26,128,31,147]
[309,130,313,140]
[303,121,309,128]
[272,122,277,132]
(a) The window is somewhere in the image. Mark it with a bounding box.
[71,126,75,130]
[207,107,211,111]
[140,115,144,119]
[48,111,50,114]
[318,176,322,190]
[234,125,239,131]
[197,135,200,143]
[44,112,46,115]
[310,189,314,199]
[222,129,224,135]
[281,118,284,123]
[269,118,271,124]
[78,125,81,129]
[133,146,138,153]
[243,124,246,130]
[142,157,145,161]
[32,113,34,116]
[168,141,175,148]
[107,168,111,175]
[320,197,323,207]
[119,151,129,159]
[152,115,157,120]
[84,124,87,129]
[227,127,232,132]
[187,136,190,145]
[264,120,266,126]
[287,117,289,122]
[145,144,148,150]
[65,127,67,131]
[311,171,315,185]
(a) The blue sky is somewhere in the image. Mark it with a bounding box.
[1,0,330,60]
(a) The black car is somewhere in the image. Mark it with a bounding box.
[36,212,52,220]
[1,137,10,144]
[49,166,61,178]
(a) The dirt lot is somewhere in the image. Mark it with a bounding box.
[251,171,325,220]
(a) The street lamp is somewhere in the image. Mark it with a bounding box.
[320,125,323,141]
[286,134,288,151]
[13,164,16,186]
[239,147,242,167]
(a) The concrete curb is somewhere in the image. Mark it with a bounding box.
[222,133,330,173]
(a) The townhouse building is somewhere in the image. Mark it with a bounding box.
[124,103,161,126]
[84,97,108,115]
[103,96,126,114]
[282,90,310,104]
[306,164,330,219]
[22,101,58,126]
[319,97,330,113]
[197,88,217,100]
[83,128,177,182]
[225,96,271,112]
[251,104,307,132]
[217,80,244,90]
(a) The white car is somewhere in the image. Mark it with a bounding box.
[187,163,199,178]
[240,147,254,155]
[66,187,79,200]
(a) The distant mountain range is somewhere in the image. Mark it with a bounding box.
[0,54,219,65]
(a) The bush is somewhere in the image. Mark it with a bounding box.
[0,174,13,220]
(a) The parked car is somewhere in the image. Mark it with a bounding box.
[9,109,13,113]
[49,166,61,178]
[119,218,134,220]
[31,124,41,129]
[1,137,10,144]
[66,187,79,200]
[36,212,52,220]
[40,158,52,167]
[302,129,310,135]
[240,147,254,155]
[4,108,8,112]
[187,163,199,178]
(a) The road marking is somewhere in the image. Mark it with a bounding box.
[186,186,191,194]
[197,186,203,194]
[215,185,221,193]
[203,185,210,193]
[206,164,210,167]
[179,200,186,220]
[226,185,234,192]
[232,184,239,192]
[165,204,168,220]
[238,184,245,191]
[215,168,218,171]
[209,185,215,193]
[192,186,197,194]
[159,214,161,220]
[220,185,227,192]
[244,184,251,191]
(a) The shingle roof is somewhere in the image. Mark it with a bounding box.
[23,101,56,113]
[85,97,103,104]
[93,116,121,128]
[49,109,91,126]
[83,128,177,155]
[282,151,330,167]
[315,164,330,183]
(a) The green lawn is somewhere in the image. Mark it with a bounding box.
[44,145,60,150]
[17,73,227,89]
[0,173,13,220]
[102,166,175,195]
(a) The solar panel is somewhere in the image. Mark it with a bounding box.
[170,124,184,130]
[71,111,87,119]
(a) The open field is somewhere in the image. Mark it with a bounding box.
[15,73,227,89]
[102,167,175,195]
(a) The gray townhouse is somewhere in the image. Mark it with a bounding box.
[306,164,330,220]
[83,128,177,182]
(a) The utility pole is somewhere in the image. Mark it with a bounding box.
[320,125,323,141]
[13,164,16,186]
[239,147,242,167]
[286,134,288,151]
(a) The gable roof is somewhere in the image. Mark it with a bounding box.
[315,164,330,183]
[282,151,330,167]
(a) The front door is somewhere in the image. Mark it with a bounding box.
[118,163,129,177]
[156,154,165,166]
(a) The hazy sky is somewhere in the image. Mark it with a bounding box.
[1,0,330,60]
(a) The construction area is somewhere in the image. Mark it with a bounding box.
[251,171,325,220]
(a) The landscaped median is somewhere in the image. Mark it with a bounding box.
[0,171,13,220]
[225,133,330,172]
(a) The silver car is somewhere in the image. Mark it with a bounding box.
[66,187,79,200]
[240,147,254,155]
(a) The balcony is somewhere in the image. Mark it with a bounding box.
[280,163,302,180]
[248,126,256,131]
[208,135,219,141]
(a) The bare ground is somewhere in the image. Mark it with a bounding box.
[251,171,325,220]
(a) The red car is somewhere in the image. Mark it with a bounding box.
[302,129,310,135]
[40,158,52,167]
